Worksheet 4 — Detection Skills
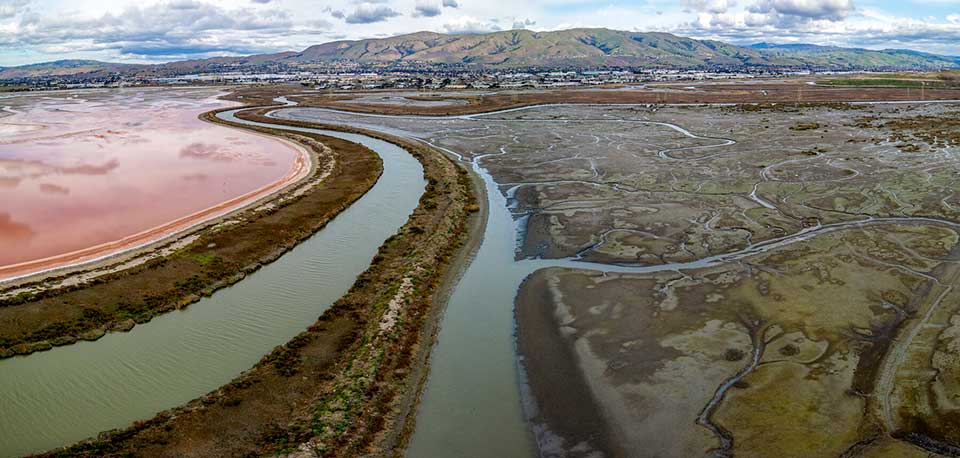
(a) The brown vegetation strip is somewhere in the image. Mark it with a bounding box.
[34,108,477,458]
[0,115,383,358]
[223,83,960,118]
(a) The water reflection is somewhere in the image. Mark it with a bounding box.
[0,212,33,244]
[0,88,303,275]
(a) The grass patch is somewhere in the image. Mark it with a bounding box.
[191,253,219,266]
[790,122,822,131]
[822,78,929,88]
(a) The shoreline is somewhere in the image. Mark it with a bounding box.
[28,107,476,457]
[0,107,384,359]
[389,138,489,455]
[14,87,957,455]
[225,84,960,119]
[515,269,622,458]
[229,107,488,456]
[0,128,311,285]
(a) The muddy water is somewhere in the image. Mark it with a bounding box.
[0,108,424,457]
[403,158,540,457]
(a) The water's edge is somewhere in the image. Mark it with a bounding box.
[0,108,425,457]
[269,103,960,458]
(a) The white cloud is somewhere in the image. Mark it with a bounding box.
[442,16,502,34]
[0,0,958,66]
[683,0,737,14]
[512,18,536,29]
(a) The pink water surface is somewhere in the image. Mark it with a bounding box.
[0,89,302,271]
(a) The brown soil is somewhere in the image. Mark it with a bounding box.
[33,107,476,458]
[0,117,382,358]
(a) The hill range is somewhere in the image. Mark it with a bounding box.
[2,28,959,80]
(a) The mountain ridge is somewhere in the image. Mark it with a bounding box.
[3,28,958,80]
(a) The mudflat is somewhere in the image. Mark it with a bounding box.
[504,103,960,457]
[224,82,960,117]
[257,93,960,456]
[516,270,622,458]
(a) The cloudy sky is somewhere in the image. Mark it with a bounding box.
[1,0,958,66]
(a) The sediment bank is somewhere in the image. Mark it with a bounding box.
[223,84,960,118]
[32,106,477,457]
[515,269,621,458]
[0,113,382,359]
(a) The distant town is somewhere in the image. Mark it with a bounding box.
[2,66,874,92]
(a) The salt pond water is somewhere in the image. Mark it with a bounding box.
[0,88,304,278]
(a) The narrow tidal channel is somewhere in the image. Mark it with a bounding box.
[270,104,960,458]
[0,108,425,457]
[6,102,939,458]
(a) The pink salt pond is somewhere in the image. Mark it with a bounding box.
[0,88,307,279]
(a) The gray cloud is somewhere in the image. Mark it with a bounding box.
[345,3,400,24]
[323,6,346,19]
[5,0,293,59]
[309,18,334,29]
[749,0,854,21]
[682,0,737,14]
[512,18,535,29]
[0,0,29,19]
[2,0,957,67]
[680,0,860,45]
[674,8,960,58]
[414,1,442,17]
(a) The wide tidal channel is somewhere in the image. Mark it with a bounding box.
[0,107,425,457]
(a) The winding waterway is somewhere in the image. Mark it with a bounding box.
[0,108,425,457]
[3,99,957,458]
[269,103,960,458]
